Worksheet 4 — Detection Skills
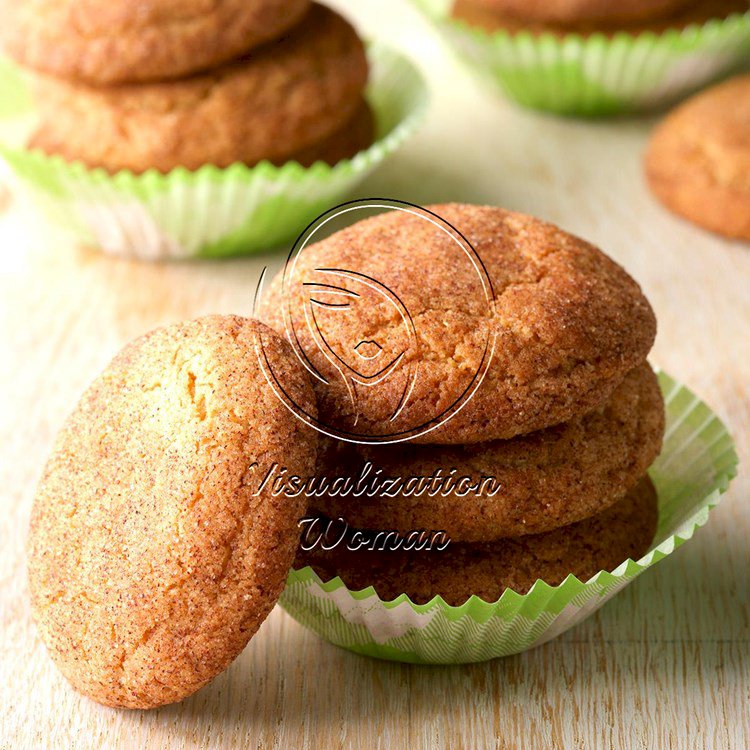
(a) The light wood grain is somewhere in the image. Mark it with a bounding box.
[1,1,748,747]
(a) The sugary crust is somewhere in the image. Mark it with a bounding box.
[28,316,318,709]
[27,4,369,173]
[313,363,664,541]
[2,0,310,84]
[297,477,658,606]
[452,0,749,35]
[461,0,694,24]
[645,74,750,240]
[258,203,656,444]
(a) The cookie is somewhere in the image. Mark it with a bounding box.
[28,316,318,709]
[31,93,375,173]
[281,99,375,168]
[313,362,664,541]
[645,74,750,240]
[297,476,658,606]
[258,203,656,444]
[27,3,368,173]
[1,0,310,85]
[452,0,749,35]
[460,0,695,25]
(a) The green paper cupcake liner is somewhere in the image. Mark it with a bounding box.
[412,0,750,115]
[0,44,428,259]
[281,370,738,664]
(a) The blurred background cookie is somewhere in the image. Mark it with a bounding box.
[456,0,694,27]
[282,99,375,168]
[645,74,750,240]
[297,476,659,606]
[27,316,318,708]
[1,0,310,84]
[452,0,749,35]
[27,3,369,172]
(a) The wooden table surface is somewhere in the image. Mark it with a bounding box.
[1,2,748,748]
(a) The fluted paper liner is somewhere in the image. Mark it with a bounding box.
[281,371,738,663]
[412,0,750,115]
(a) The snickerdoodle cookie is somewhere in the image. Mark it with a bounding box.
[28,316,317,709]
[297,477,658,605]
[258,203,656,444]
[313,363,664,541]
[282,99,375,168]
[461,0,695,25]
[453,0,749,35]
[27,3,368,173]
[1,0,310,84]
[645,74,750,240]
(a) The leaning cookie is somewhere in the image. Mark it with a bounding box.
[28,316,318,709]
[27,3,368,173]
[1,0,310,85]
[297,477,658,606]
[314,362,664,541]
[259,203,656,444]
[645,74,750,241]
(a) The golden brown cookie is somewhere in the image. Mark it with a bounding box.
[28,316,318,709]
[258,203,656,444]
[452,0,749,36]
[645,74,750,240]
[27,3,368,173]
[281,99,375,168]
[297,477,658,605]
[313,362,664,541]
[1,0,310,84]
[461,0,695,25]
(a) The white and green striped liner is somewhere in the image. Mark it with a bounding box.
[281,371,738,663]
[412,0,750,115]
[0,44,428,260]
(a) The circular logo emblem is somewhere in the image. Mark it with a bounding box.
[255,200,496,444]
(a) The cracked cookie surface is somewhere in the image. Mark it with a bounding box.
[27,3,368,173]
[297,477,658,606]
[28,315,318,708]
[258,203,656,444]
[313,362,664,541]
[2,0,310,84]
[645,74,750,240]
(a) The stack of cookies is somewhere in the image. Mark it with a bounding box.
[26,204,665,707]
[2,1,373,173]
[257,203,665,606]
